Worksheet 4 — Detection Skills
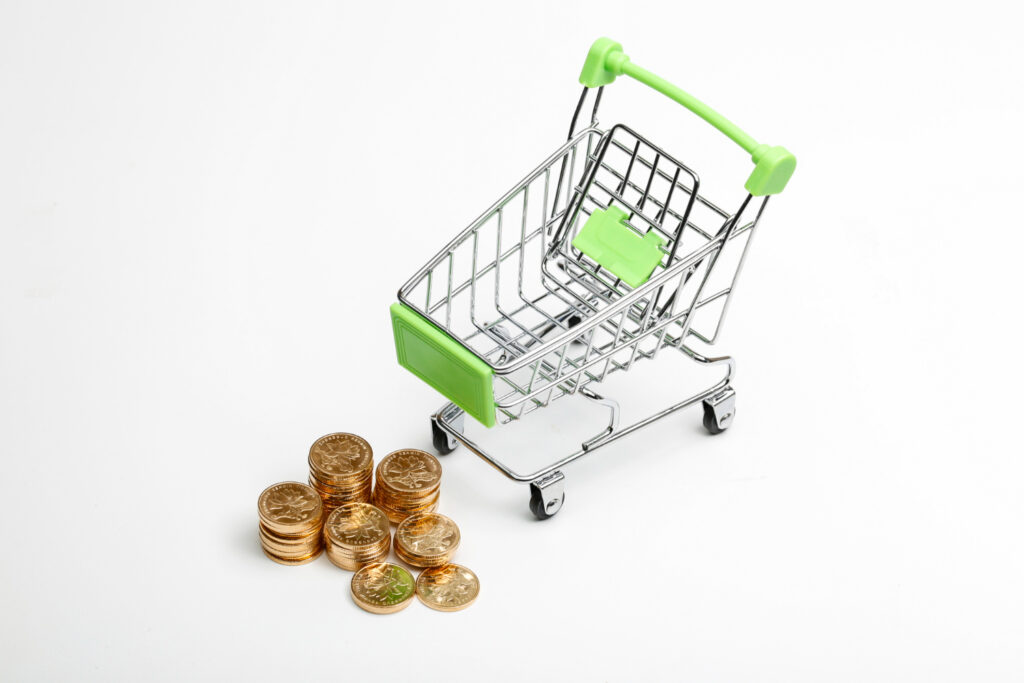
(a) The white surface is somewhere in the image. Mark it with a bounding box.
[2,1,1022,680]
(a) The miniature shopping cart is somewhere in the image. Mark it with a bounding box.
[390,38,796,519]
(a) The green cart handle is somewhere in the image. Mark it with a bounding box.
[579,37,795,196]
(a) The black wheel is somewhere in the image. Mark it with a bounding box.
[702,401,726,435]
[529,484,564,520]
[431,419,458,455]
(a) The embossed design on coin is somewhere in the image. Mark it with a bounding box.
[350,562,415,614]
[378,450,441,492]
[309,433,373,475]
[258,482,322,525]
[416,564,479,612]
[396,513,460,556]
[325,503,389,546]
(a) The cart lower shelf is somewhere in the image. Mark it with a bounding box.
[429,343,737,520]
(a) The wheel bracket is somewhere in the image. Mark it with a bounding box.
[530,470,565,518]
[703,386,736,431]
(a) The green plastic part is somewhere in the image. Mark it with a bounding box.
[578,37,796,195]
[578,37,628,88]
[391,303,495,428]
[572,206,666,288]
[746,143,797,196]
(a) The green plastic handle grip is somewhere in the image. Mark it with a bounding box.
[579,38,795,196]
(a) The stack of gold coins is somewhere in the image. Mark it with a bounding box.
[372,449,442,524]
[308,433,373,512]
[350,562,416,614]
[258,482,324,565]
[394,512,460,568]
[324,502,391,571]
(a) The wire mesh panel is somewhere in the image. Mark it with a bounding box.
[400,130,604,364]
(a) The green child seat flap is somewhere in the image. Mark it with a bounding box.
[571,206,666,288]
[390,303,496,427]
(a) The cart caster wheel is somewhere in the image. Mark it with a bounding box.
[529,471,565,520]
[430,413,464,455]
[702,405,726,435]
[529,488,564,520]
[702,387,736,435]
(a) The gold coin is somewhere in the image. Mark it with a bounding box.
[327,545,389,571]
[309,433,373,478]
[376,449,441,495]
[373,488,437,507]
[259,541,321,562]
[259,528,321,555]
[395,545,450,568]
[258,521,321,541]
[325,503,390,549]
[258,524,318,546]
[395,512,460,560]
[261,545,323,566]
[311,484,372,510]
[377,503,439,526]
[310,472,372,492]
[350,562,416,614]
[257,482,323,534]
[416,564,479,612]
[373,489,438,509]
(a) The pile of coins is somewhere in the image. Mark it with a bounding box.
[372,449,442,523]
[395,512,461,568]
[257,432,480,613]
[308,433,374,512]
[350,561,480,614]
[324,502,391,570]
[258,482,324,565]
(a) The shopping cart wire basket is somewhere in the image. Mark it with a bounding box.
[390,37,796,519]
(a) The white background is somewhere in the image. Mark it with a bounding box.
[2,1,1022,680]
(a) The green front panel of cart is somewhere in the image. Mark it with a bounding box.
[390,303,495,428]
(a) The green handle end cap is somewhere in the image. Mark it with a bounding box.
[579,37,629,88]
[745,144,796,196]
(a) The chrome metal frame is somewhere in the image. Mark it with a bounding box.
[398,87,770,513]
